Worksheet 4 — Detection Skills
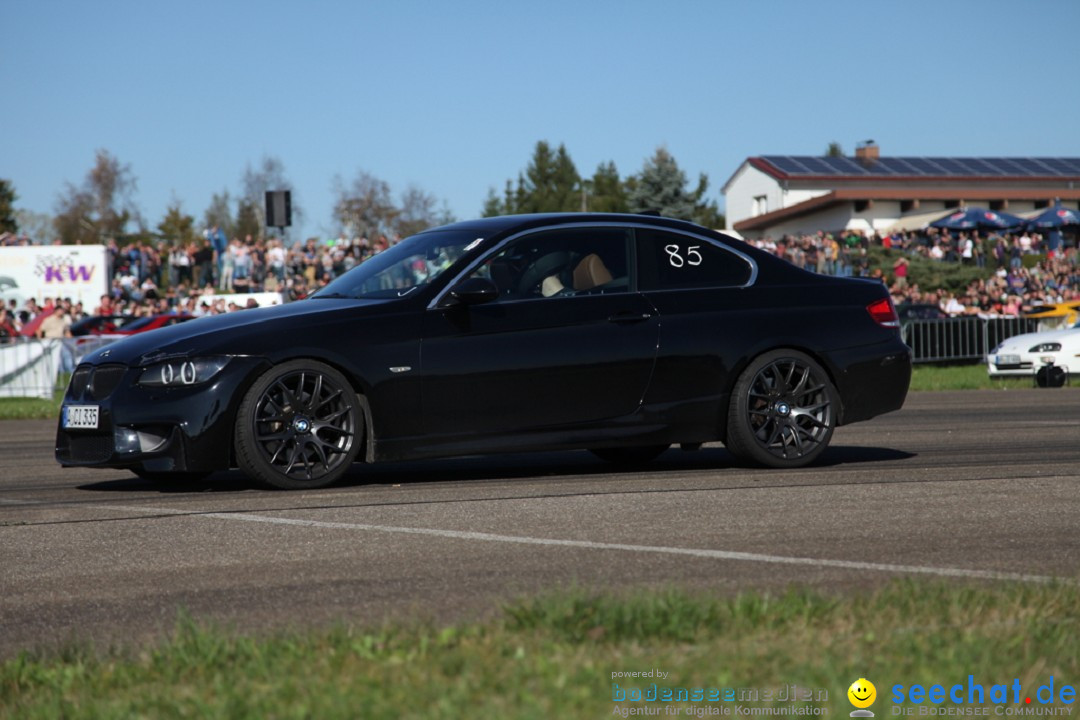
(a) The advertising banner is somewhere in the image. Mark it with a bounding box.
[0,245,109,308]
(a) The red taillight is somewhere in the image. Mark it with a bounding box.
[867,297,899,328]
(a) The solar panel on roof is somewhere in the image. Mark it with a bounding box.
[758,155,1080,178]
[835,157,875,174]
[889,158,928,175]
[1027,158,1061,174]
[781,156,812,172]
[990,158,1034,176]
[764,156,813,174]
[870,159,903,175]
[966,158,1006,175]
[808,157,852,174]
[1009,158,1046,175]
[1038,158,1080,175]
[935,158,971,174]
[904,158,943,175]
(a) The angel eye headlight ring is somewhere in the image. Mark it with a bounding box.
[137,357,230,387]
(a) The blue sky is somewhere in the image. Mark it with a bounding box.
[4,0,1079,239]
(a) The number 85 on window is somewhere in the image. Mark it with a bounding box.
[665,244,702,268]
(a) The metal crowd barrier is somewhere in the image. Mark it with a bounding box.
[0,337,123,399]
[0,317,1048,399]
[901,316,1040,364]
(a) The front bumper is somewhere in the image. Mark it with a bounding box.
[55,356,269,473]
[986,353,1070,377]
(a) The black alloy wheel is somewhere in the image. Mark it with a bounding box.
[726,349,836,468]
[235,360,363,489]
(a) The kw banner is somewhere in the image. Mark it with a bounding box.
[0,339,63,399]
[0,245,109,307]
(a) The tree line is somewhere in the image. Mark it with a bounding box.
[482,141,723,229]
[2,142,725,247]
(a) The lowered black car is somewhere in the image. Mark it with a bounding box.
[57,214,910,489]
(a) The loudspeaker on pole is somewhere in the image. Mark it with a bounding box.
[265,190,292,228]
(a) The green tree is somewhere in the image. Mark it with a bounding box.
[481,188,503,217]
[509,141,582,214]
[481,178,524,217]
[53,149,140,244]
[688,174,725,229]
[157,201,198,247]
[395,185,452,237]
[586,161,628,213]
[332,170,398,238]
[203,189,235,239]
[628,147,696,220]
[15,209,55,244]
[825,142,845,157]
[0,179,18,234]
[235,199,261,241]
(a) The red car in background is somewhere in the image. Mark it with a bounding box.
[105,314,196,336]
[70,315,138,337]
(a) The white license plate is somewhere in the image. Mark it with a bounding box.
[63,405,100,429]
[996,354,1021,366]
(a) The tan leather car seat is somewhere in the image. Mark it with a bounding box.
[572,254,613,291]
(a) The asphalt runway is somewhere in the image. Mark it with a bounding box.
[2,388,1078,658]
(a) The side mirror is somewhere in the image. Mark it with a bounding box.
[446,277,499,306]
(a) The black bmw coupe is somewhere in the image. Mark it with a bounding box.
[57,213,911,489]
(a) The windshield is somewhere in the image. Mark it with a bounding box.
[310,229,484,300]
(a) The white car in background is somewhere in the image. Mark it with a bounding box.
[987,320,1080,377]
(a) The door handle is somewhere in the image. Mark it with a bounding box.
[607,312,653,324]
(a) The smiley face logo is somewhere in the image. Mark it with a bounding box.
[848,678,877,709]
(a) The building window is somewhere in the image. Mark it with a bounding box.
[752,195,768,217]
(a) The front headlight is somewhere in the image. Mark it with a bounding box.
[136,357,230,387]
[1029,342,1062,353]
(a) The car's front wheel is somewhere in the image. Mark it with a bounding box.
[725,349,836,468]
[235,360,363,490]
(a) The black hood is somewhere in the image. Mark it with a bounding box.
[81,298,391,366]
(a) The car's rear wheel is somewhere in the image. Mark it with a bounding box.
[589,445,669,465]
[235,360,363,490]
[725,349,836,468]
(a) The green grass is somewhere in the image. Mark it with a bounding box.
[0,396,64,420]
[909,362,1076,391]
[2,581,1078,719]
[0,377,67,420]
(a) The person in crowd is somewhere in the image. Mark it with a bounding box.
[0,307,19,340]
[37,304,72,339]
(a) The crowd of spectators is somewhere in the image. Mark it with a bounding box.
[745,226,1080,317]
[0,229,405,340]
[3,223,1078,343]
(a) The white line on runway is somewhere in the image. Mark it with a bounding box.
[0,497,1065,584]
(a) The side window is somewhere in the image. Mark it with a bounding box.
[636,229,753,291]
[468,228,631,301]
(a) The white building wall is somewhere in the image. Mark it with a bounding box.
[723,163,828,231]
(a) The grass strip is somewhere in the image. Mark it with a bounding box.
[2,581,1078,719]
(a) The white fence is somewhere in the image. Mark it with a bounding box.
[900,316,1041,364]
[0,337,119,399]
